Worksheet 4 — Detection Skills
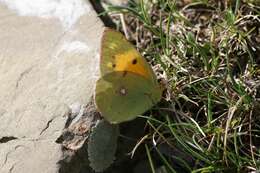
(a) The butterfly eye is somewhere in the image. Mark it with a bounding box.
[132,59,137,65]
[112,64,116,68]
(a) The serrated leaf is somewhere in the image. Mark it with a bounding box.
[88,119,119,172]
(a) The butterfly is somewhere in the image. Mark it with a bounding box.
[95,28,161,124]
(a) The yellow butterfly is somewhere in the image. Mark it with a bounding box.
[95,28,162,124]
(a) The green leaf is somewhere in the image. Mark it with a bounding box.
[88,119,119,172]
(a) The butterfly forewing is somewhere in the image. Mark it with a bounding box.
[101,28,157,84]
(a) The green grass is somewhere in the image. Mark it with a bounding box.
[101,0,260,172]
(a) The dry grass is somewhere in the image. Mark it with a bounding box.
[97,0,260,172]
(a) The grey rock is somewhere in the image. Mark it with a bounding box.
[0,0,103,172]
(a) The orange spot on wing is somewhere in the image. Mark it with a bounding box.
[114,50,152,79]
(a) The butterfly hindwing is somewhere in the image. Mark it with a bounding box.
[95,71,161,124]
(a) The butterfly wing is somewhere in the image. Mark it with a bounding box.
[95,71,161,124]
[101,28,157,84]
